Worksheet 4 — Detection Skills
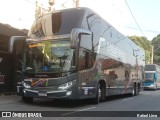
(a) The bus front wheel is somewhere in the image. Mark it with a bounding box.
[131,83,137,96]
[92,83,106,104]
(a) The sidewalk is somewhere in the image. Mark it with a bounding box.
[0,94,21,104]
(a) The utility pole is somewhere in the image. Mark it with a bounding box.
[75,0,79,7]
[35,1,40,18]
[35,1,49,18]
[48,0,55,11]
[35,0,79,18]
[151,45,154,64]
[73,0,79,7]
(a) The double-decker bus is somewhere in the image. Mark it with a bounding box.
[10,7,145,104]
[144,64,160,90]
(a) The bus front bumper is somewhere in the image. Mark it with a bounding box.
[19,86,79,100]
[143,84,157,90]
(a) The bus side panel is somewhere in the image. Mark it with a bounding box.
[81,10,142,97]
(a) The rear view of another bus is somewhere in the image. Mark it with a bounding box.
[144,64,160,90]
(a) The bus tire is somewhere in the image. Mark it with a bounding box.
[137,83,140,95]
[131,83,137,96]
[22,96,33,103]
[134,83,137,96]
[92,83,106,104]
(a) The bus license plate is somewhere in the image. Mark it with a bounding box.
[38,91,47,96]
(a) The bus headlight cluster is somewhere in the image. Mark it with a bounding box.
[22,78,32,89]
[23,82,31,89]
[58,80,76,90]
[150,84,155,87]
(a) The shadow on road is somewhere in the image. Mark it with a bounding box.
[21,94,133,108]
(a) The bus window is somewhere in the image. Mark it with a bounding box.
[78,48,95,71]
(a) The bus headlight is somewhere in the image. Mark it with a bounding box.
[23,82,31,89]
[58,80,76,90]
[150,84,155,87]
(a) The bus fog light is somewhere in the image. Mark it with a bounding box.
[66,91,72,96]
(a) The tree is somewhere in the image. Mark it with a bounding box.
[151,34,160,64]
[128,36,152,63]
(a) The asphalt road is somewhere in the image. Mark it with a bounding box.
[1,90,160,120]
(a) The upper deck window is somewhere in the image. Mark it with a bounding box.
[145,65,156,71]
[28,8,85,38]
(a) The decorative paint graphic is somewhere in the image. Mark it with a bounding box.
[31,79,48,87]
[94,73,101,80]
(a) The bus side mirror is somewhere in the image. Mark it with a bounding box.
[70,28,92,49]
[8,36,26,53]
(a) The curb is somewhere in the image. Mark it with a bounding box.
[0,92,16,96]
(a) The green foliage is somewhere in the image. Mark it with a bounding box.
[128,36,152,63]
[152,34,160,64]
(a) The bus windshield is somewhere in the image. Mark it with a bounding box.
[145,73,155,81]
[24,40,75,73]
